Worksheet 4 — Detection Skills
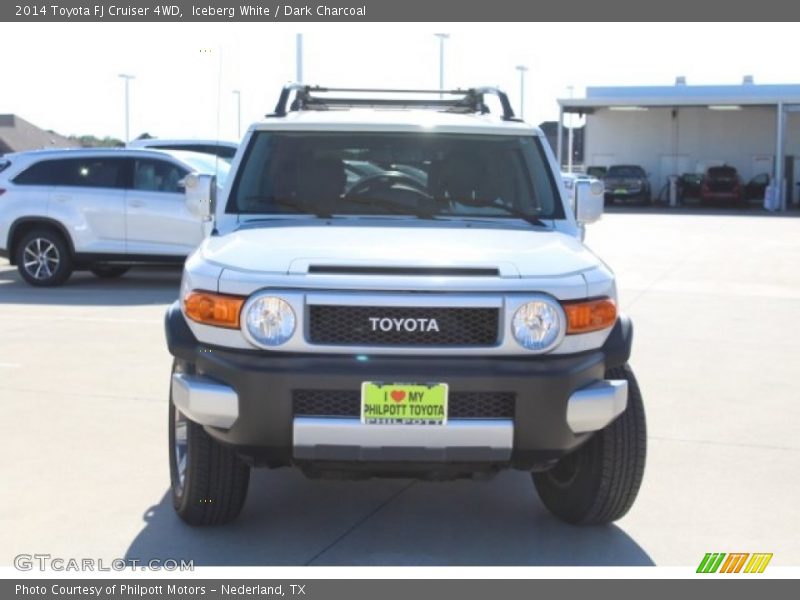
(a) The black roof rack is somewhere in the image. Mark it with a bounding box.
[267,84,521,121]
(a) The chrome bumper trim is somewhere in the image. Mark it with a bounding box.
[292,417,513,462]
[566,379,628,433]
[171,373,238,429]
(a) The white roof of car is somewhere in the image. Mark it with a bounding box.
[252,109,543,136]
[4,147,182,158]
[0,147,223,170]
[128,139,238,148]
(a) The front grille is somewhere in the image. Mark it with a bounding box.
[293,389,359,418]
[308,305,499,347]
[607,178,641,189]
[447,392,515,419]
[609,183,640,192]
[293,390,515,419]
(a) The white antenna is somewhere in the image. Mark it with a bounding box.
[296,33,303,83]
[214,46,223,180]
[232,90,241,139]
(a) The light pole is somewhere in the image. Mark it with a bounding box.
[118,74,135,143]
[296,33,303,83]
[434,33,449,92]
[516,65,528,120]
[566,85,574,173]
[232,90,241,139]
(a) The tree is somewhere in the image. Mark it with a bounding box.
[68,134,124,148]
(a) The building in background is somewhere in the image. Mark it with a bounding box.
[0,114,77,154]
[539,121,584,168]
[557,79,800,210]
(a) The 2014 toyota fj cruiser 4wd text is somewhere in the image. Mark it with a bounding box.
[165,85,646,526]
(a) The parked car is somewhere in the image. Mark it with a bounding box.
[603,164,651,205]
[745,172,770,201]
[678,172,704,200]
[701,165,742,203]
[165,84,645,527]
[0,148,229,286]
[128,139,238,163]
[586,166,607,180]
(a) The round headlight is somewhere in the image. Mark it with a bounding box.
[244,296,296,347]
[511,299,564,352]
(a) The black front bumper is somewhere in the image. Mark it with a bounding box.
[165,302,633,470]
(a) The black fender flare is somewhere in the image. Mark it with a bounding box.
[164,301,199,363]
[601,314,634,369]
[7,217,76,264]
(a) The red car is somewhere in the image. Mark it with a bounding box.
[701,166,742,202]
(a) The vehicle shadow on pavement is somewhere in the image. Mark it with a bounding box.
[0,265,182,306]
[125,469,654,566]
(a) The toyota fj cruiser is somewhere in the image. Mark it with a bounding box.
[165,85,646,526]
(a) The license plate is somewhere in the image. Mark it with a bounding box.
[361,382,448,425]
[614,188,628,194]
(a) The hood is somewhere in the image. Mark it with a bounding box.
[202,221,600,278]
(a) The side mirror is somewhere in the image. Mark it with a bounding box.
[575,180,604,225]
[184,173,216,221]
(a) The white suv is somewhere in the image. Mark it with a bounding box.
[0,148,229,286]
[165,85,646,527]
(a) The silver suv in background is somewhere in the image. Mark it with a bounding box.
[0,148,229,286]
[127,139,238,163]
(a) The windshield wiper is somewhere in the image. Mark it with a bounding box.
[440,197,549,228]
[242,196,333,218]
[343,196,438,220]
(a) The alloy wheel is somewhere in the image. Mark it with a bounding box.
[173,407,188,494]
[22,238,60,281]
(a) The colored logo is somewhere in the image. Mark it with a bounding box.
[697,553,773,573]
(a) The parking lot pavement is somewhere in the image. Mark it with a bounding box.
[1,212,799,567]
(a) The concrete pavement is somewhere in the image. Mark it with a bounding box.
[1,212,798,566]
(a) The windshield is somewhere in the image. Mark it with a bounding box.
[227,132,563,221]
[171,151,231,187]
[606,166,644,178]
[586,166,607,178]
[156,144,236,162]
[708,166,737,178]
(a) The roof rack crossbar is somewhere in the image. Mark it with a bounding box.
[267,84,520,121]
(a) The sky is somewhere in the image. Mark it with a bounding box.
[2,22,800,142]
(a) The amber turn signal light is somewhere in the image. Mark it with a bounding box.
[562,297,617,334]
[184,291,245,329]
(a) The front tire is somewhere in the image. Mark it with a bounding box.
[169,362,250,525]
[15,228,73,286]
[532,364,646,525]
